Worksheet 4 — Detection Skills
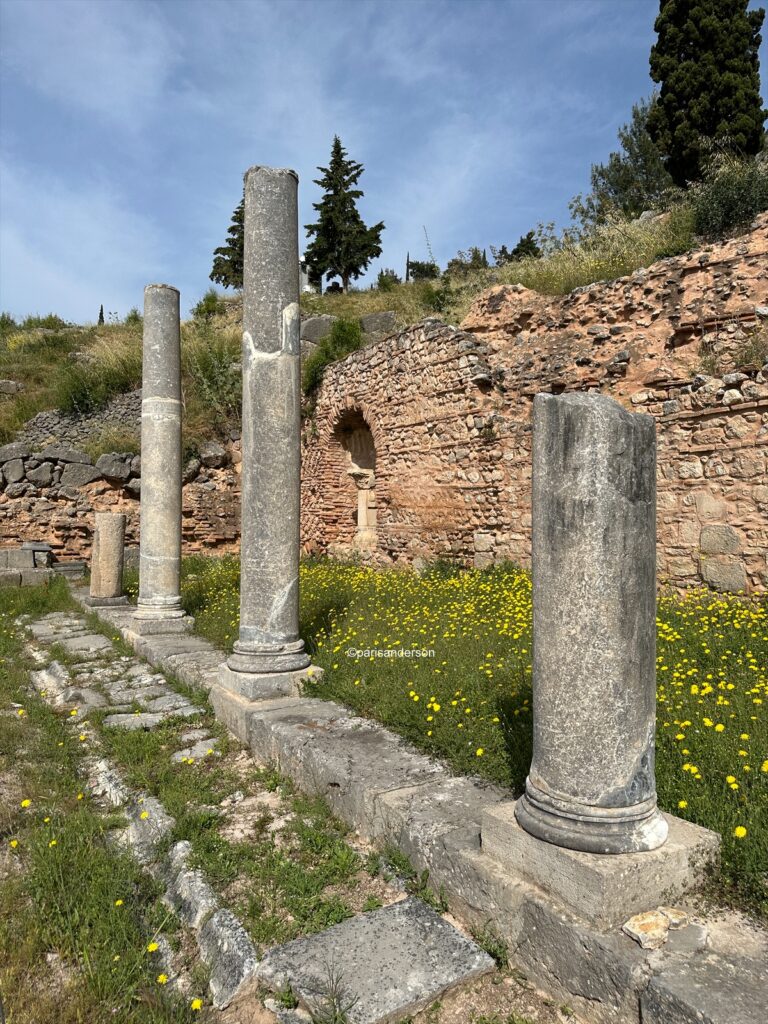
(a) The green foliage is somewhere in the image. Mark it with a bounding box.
[471,924,510,967]
[445,246,489,277]
[210,195,244,289]
[492,231,542,264]
[302,317,364,396]
[21,312,70,330]
[569,95,675,230]
[0,311,17,337]
[191,287,225,322]
[689,151,768,238]
[648,0,767,185]
[406,258,440,281]
[98,303,104,325]
[54,336,142,415]
[124,306,142,327]
[304,136,385,292]
[376,267,401,291]
[182,324,242,436]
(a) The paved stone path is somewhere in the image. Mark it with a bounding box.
[27,612,219,754]
[22,609,499,1021]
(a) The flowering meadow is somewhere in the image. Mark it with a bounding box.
[178,556,767,917]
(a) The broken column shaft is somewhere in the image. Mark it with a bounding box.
[134,284,189,631]
[86,512,127,606]
[514,392,668,854]
[218,165,309,699]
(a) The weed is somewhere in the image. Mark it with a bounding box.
[309,963,359,1024]
[472,923,509,967]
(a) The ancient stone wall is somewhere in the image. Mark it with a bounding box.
[301,216,768,592]
[0,441,241,560]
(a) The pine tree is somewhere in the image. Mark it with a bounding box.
[210,195,244,289]
[569,96,674,230]
[647,0,766,186]
[304,136,384,292]
[493,231,542,264]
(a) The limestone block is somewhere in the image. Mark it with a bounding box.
[95,453,132,483]
[60,463,101,487]
[26,462,53,486]
[3,459,25,484]
[481,802,719,929]
[38,445,92,464]
[700,557,748,593]
[360,310,397,336]
[694,491,727,521]
[300,315,336,344]
[0,443,30,463]
[700,524,740,555]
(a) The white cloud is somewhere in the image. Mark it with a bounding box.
[0,158,168,321]
[0,0,181,131]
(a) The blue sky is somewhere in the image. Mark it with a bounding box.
[1,0,765,323]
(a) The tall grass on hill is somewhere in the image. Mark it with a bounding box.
[54,330,143,416]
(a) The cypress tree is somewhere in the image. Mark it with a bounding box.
[210,195,245,289]
[98,304,104,325]
[647,0,766,185]
[304,136,384,292]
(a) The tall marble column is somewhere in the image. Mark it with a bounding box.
[85,512,128,606]
[133,284,191,634]
[514,392,668,854]
[218,166,311,702]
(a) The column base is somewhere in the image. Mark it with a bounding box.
[514,781,669,855]
[83,595,130,607]
[227,641,311,675]
[482,800,720,929]
[217,662,323,702]
[130,613,195,635]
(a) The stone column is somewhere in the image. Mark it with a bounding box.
[513,392,667,854]
[217,165,313,704]
[85,512,128,606]
[133,284,191,634]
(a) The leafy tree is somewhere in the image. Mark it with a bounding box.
[406,258,440,281]
[377,268,401,291]
[445,246,489,277]
[124,307,142,327]
[210,195,244,289]
[569,96,675,230]
[492,231,542,264]
[647,0,767,185]
[304,136,384,292]
[98,304,104,325]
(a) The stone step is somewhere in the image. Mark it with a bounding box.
[256,897,494,1023]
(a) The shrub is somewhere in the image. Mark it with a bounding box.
[689,154,768,239]
[376,268,401,292]
[21,313,69,330]
[124,307,142,328]
[54,335,142,415]
[191,288,225,322]
[0,312,16,339]
[302,318,364,397]
[182,324,241,437]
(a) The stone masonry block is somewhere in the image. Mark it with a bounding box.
[481,801,719,929]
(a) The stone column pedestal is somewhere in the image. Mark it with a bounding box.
[212,165,320,734]
[481,393,719,923]
[132,283,193,635]
[84,512,129,606]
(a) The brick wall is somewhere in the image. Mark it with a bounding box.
[302,216,768,592]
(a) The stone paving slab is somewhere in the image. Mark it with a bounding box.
[256,897,494,1023]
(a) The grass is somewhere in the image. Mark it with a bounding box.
[176,556,768,920]
[0,205,702,449]
[0,580,203,1023]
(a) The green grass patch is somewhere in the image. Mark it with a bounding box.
[0,584,204,1023]
[180,556,768,920]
